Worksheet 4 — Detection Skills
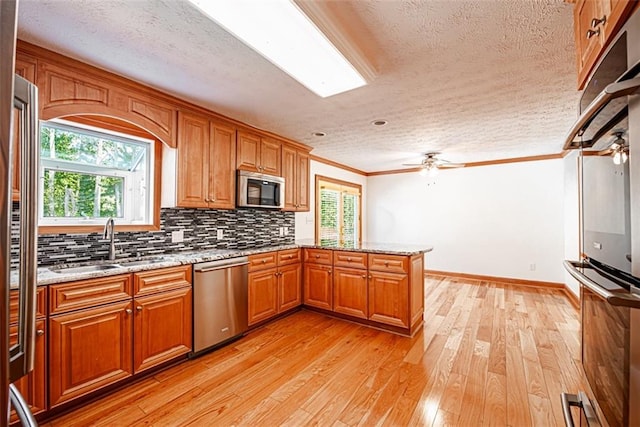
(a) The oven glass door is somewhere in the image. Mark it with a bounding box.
[582,283,630,427]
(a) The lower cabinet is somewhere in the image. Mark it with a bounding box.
[133,287,192,373]
[248,268,279,326]
[9,319,46,422]
[333,267,368,319]
[49,300,134,407]
[248,249,302,326]
[303,263,333,311]
[368,271,409,328]
[48,265,192,409]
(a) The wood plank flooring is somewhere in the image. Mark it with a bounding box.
[43,275,586,426]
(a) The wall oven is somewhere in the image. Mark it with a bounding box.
[563,7,640,427]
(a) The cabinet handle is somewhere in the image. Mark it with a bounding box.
[368,275,372,280]
[384,261,389,267]
[262,259,266,264]
[361,274,366,279]
[347,257,352,262]
[125,308,132,314]
[328,269,332,275]
[586,28,600,39]
[315,255,320,258]
[136,306,143,312]
[36,329,44,337]
[591,16,606,28]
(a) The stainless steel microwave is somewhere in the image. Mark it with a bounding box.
[237,170,285,209]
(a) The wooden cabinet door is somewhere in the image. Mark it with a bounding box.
[279,263,301,312]
[9,320,46,420]
[303,263,333,310]
[368,271,409,328]
[177,111,210,208]
[209,121,237,209]
[574,0,606,88]
[296,150,310,211]
[248,268,278,325]
[333,267,368,319]
[282,145,297,210]
[133,287,192,373]
[49,300,133,407]
[237,131,260,172]
[602,0,635,41]
[260,137,281,176]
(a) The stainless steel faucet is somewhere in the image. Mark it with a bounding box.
[103,218,116,260]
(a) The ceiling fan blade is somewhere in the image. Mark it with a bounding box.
[401,163,425,167]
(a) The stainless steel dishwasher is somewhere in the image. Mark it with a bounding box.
[192,256,249,355]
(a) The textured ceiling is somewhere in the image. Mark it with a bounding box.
[17,0,579,172]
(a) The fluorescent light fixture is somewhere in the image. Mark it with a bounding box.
[188,0,367,97]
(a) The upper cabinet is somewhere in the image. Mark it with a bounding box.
[177,110,236,209]
[237,131,282,176]
[282,145,310,212]
[574,0,636,89]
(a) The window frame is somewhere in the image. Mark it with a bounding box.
[37,116,162,234]
[314,175,362,245]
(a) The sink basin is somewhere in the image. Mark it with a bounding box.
[49,264,121,274]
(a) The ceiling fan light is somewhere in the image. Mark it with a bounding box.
[613,151,622,165]
[419,168,428,177]
[622,151,628,164]
[428,165,439,177]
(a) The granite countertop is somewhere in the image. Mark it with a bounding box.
[12,241,432,288]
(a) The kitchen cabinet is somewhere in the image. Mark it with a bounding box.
[302,249,424,335]
[574,0,635,88]
[9,287,47,422]
[133,287,192,373]
[282,145,310,212]
[237,131,281,176]
[177,110,236,209]
[303,249,333,311]
[48,275,134,407]
[49,266,192,407]
[333,251,368,319]
[248,249,302,326]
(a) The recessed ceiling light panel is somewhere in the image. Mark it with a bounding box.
[312,132,326,137]
[188,0,367,98]
[371,120,387,126]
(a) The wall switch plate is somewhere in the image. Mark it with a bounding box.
[529,263,536,271]
[217,229,224,240]
[279,227,284,237]
[284,227,289,236]
[171,230,184,243]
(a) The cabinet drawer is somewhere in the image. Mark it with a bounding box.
[303,248,332,265]
[134,265,192,297]
[368,254,408,274]
[248,252,278,272]
[10,287,47,324]
[49,274,132,315]
[333,251,367,269]
[278,249,301,266]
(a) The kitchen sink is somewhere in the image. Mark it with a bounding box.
[49,264,121,274]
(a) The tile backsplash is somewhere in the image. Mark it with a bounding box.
[10,202,295,268]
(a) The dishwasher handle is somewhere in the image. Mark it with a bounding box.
[194,257,249,272]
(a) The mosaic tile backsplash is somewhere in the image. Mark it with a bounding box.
[10,202,295,268]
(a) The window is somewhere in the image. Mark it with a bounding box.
[39,119,155,227]
[315,176,361,247]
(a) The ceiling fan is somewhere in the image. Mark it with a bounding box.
[402,152,465,176]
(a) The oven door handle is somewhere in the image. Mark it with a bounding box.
[563,76,640,149]
[563,260,640,308]
[561,392,602,427]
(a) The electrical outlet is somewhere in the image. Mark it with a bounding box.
[279,227,284,237]
[529,263,536,271]
[284,227,289,236]
[171,230,184,243]
[217,229,224,240]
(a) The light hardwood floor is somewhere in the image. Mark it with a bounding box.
[43,275,585,426]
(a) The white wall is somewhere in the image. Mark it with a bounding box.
[367,159,566,283]
[294,160,368,241]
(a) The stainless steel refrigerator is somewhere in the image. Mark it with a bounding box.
[1,0,39,425]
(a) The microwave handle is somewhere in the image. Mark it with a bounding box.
[563,77,640,150]
[561,392,602,427]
